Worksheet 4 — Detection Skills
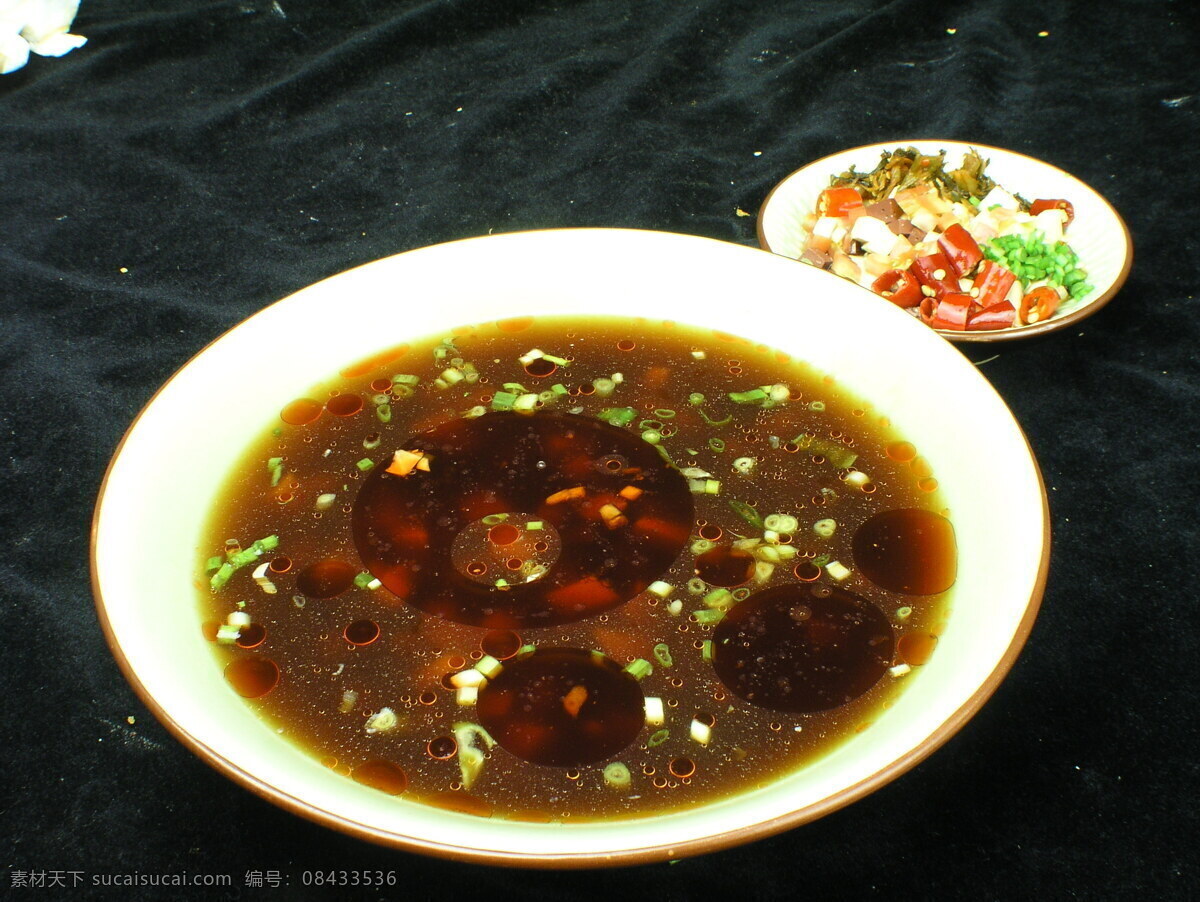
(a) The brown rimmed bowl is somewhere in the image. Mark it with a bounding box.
[92,228,1049,866]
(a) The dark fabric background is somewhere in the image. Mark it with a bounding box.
[3,0,1197,898]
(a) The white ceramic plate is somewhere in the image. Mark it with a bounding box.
[92,228,1048,866]
[757,141,1133,342]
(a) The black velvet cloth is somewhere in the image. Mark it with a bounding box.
[3,0,1198,898]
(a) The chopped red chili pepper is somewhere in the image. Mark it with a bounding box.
[1030,198,1075,226]
[937,223,983,278]
[817,186,865,218]
[966,300,1017,331]
[1018,286,1062,325]
[911,252,959,297]
[928,293,972,331]
[971,260,1017,308]
[871,269,921,308]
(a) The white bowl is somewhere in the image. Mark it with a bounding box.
[91,228,1049,866]
[758,140,1133,341]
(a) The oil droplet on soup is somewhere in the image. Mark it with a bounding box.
[851,509,957,595]
[712,585,893,713]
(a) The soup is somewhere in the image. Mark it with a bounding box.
[198,315,955,821]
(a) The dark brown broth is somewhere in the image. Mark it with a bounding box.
[198,315,955,821]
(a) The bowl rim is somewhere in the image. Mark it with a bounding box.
[756,139,1134,343]
[90,227,1051,868]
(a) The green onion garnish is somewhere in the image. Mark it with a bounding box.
[210,562,234,590]
[603,762,632,788]
[356,458,375,472]
[653,643,674,667]
[267,457,284,487]
[653,408,677,419]
[729,388,767,405]
[597,407,637,427]
[648,729,670,748]
[205,555,224,573]
[729,500,765,530]
[375,403,392,423]
[692,608,725,624]
[491,391,517,411]
[624,658,653,680]
[709,437,726,452]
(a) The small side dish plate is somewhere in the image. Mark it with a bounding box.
[757,140,1133,342]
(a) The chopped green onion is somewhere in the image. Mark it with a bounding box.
[592,377,616,397]
[792,434,857,468]
[392,374,419,386]
[491,390,517,411]
[698,407,732,427]
[691,538,714,555]
[729,388,767,405]
[453,722,497,791]
[216,623,242,645]
[653,643,674,667]
[475,655,503,680]
[624,658,653,680]
[267,457,284,486]
[692,608,725,624]
[709,437,726,453]
[703,588,734,611]
[895,606,913,621]
[362,434,382,450]
[653,408,677,419]
[526,520,544,531]
[597,407,637,427]
[732,456,756,475]
[687,577,707,595]
[813,518,837,539]
[647,580,674,598]
[763,514,798,533]
[700,639,714,663]
[512,392,540,413]
[481,513,509,525]
[825,560,852,581]
[210,563,235,590]
[808,401,826,412]
[688,392,706,405]
[729,500,765,530]
[732,587,751,601]
[353,571,376,589]
[642,429,662,444]
[375,403,392,423]
[648,729,670,748]
[603,762,632,788]
[205,555,224,573]
[550,383,569,396]
[356,458,375,472]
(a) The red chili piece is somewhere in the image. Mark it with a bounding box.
[928,293,972,331]
[817,186,865,218]
[1018,287,1062,325]
[871,269,921,308]
[971,260,1017,308]
[911,252,959,297]
[1030,198,1075,226]
[937,224,983,278]
[965,300,1017,331]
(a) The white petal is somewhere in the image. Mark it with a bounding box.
[29,29,84,56]
[18,0,79,44]
[0,29,30,74]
